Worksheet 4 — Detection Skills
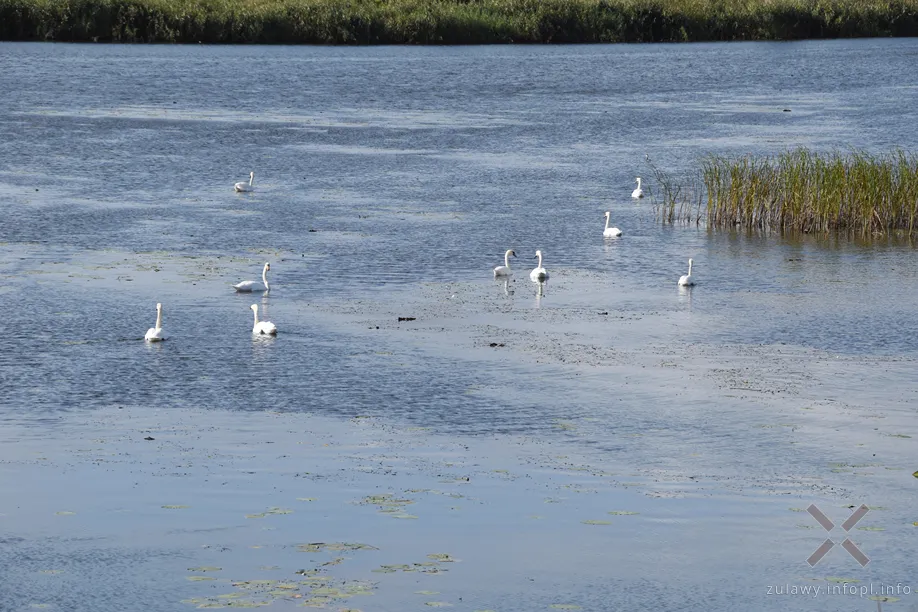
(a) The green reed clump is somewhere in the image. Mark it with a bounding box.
[2,0,918,43]
[702,149,918,236]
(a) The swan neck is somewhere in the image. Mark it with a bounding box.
[604,214,610,230]
[155,306,162,329]
[263,267,269,290]
[250,173,254,186]
[537,252,543,268]
[504,251,511,268]
[252,307,259,325]
[688,260,693,275]
[637,178,642,188]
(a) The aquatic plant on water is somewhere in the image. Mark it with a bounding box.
[651,148,918,237]
[3,0,918,44]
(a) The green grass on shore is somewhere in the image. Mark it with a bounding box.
[2,0,918,44]
[653,149,918,236]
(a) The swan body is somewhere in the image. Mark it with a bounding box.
[144,303,165,342]
[603,211,623,238]
[529,250,549,282]
[234,171,255,192]
[493,249,516,277]
[234,263,270,293]
[678,258,695,286]
[632,177,644,199]
[251,304,277,335]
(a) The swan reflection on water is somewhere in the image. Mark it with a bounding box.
[678,283,693,309]
[535,279,546,308]
[500,277,514,297]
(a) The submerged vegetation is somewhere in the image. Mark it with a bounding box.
[651,148,918,237]
[2,0,918,44]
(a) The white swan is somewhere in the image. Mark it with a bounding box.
[251,304,277,335]
[234,263,270,293]
[678,258,695,286]
[529,250,549,282]
[632,177,644,199]
[144,303,165,342]
[235,172,255,192]
[603,211,623,238]
[493,249,516,277]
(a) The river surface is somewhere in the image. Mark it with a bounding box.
[1,40,917,612]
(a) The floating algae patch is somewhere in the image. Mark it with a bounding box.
[856,526,885,531]
[187,576,217,581]
[608,511,639,515]
[188,567,223,572]
[392,514,419,519]
[789,508,806,512]
[162,505,190,509]
[582,520,613,525]
[425,603,452,608]
[912,471,918,478]
[297,542,378,553]
[245,514,266,519]
[55,511,75,516]
[870,596,901,603]
[826,577,860,583]
[296,498,317,502]
[426,554,456,562]
[550,606,582,610]
[342,582,375,596]
[415,591,440,595]
[266,508,293,515]
[372,564,413,573]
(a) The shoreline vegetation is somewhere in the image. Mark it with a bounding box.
[2,0,918,44]
[650,149,918,237]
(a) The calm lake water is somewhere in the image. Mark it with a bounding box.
[1,40,917,612]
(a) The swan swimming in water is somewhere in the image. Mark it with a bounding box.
[235,172,255,192]
[250,304,277,335]
[632,177,644,199]
[678,258,696,286]
[530,250,549,282]
[603,211,623,238]
[234,263,270,293]
[493,249,516,277]
[144,303,165,342]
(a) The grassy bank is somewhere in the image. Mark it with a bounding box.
[2,0,918,44]
[653,149,918,236]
